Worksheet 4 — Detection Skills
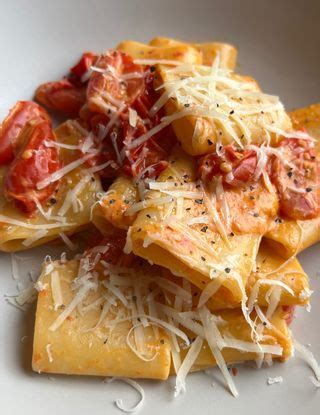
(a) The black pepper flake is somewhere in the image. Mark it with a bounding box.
[229,232,235,237]
[249,185,254,191]
[201,226,208,233]
[49,198,57,205]
[201,210,206,215]
[103,338,108,344]
[262,322,267,326]
[229,110,235,115]
[186,207,191,211]
[201,256,206,261]
[168,175,173,180]
[137,228,142,232]
[146,214,151,218]
[195,184,201,189]
[241,134,244,139]
[249,195,255,200]
[210,240,215,244]
[261,110,264,114]
[160,339,165,345]
[219,145,223,151]
[184,103,190,107]
[174,182,178,187]
[225,267,231,273]
[183,174,189,179]
[207,139,213,146]
[137,317,141,322]
[311,155,316,160]
[287,171,293,178]
[109,199,115,205]
[275,217,282,224]
[216,103,220,108]
[150,66,156,72]
[91,177,95,182]
[253,212,259,218]
[195,199,203,205]
[306,187,312,192]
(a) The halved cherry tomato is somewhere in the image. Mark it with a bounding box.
[84,230,134,268]
[69,52,97,86]
[121,117,169,177]
[35,79,86,118]
[80,60,174,179]
[271,137,319,220]
[198,145,258,186]
[4,120,60,214]
[87,50,144,114]
[0,101,49,165]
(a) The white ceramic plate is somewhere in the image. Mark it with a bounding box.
[0,1,319,414]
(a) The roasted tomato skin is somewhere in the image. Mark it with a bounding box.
[87,50,144,114]
[85,230,134,268]
[0,101,50,166]
[4,120,60,215]
[198,146,258,186]
[271,137,319,220]
[69,52,97,86]
[35,79,86,118]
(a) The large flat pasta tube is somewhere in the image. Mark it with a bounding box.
[172,307,293,375]
[149,37,237,69]
[93,174,138,231]
[0,121,102,252]
[129,149,262,309]
[32,260,172,380]
[246,242,310,308]
[116,40,202,65]
[157,65,292,156]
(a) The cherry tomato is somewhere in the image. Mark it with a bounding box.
[87,50,144,114]
[271,137,319,220]
[0,101,49,165]
[4,120,60,214]
[35,79,86,118]
[198,146,258,185]
[69,52,97,86]
[84,230,134,267]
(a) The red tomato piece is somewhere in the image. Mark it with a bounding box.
[271,137,319,220]
[87,50,144,114]
[69,52,97,86]
[0,101,49,166]
[35,79,86,118]
[4,120,60,215]
[84,230,134,268]
[198,145,258,186]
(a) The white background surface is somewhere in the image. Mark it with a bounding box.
[0,1,319,414]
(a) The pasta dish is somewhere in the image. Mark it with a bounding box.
[1,37,319,412]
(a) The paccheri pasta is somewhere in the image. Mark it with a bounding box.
[0,37,319,406]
